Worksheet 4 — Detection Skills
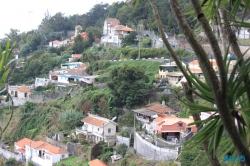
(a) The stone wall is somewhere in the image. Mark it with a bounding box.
[116,136,130,147]
[134,132,178,161]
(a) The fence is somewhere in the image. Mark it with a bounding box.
[134,132,178,161]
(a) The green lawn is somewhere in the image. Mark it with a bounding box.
[54,156,89,166]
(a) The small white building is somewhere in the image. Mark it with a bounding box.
[15,138,69,166]
[35,78,50,88]
[76,114,117,145]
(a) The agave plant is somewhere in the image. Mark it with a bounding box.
[0,40,15,85]
[0,40,15,141]
[180,51,250,162]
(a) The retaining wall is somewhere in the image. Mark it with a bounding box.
[134,132,178,161]
[116,136,130,147]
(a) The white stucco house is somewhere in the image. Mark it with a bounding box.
[35,78,50,88]
[76,114,117,145]
[101,18,134,47]
[15,138,69,166]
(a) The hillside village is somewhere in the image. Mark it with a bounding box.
[0,1,250,166]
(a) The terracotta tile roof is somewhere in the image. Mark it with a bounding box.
[16,149,25,153]
[189,60,199,65]
[15,138,33,149]
[68,69,89,77]
[88,159,107,166]
[51,71,58,76]
[121,27,134,31]
[155,115,194,126]
[81,116,107,127]
[79,62,89,69]
[72,54,82,58]
[147,104,176,114]
[17,85,31,92]
[189,68,203,73]
[189,59,217,66]
[114,25,126,30]
[29,140,68,155]
[105,18,120,27]
[52,40,61,44]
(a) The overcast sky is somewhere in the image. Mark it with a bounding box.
[0,0,121,38]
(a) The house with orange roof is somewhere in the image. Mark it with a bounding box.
[188,58,236,75]
[133,102,177,133]
[49,40,61,47]
[14,138,69,166]
[8,85,31,99]
[154,115,197,142]
[76,114,117,145]
[79,62,89,70]
[88,159,108,166]
[102,18,134,47]
[158,60,187,88]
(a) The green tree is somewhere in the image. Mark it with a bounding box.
[73,34,85,54]
[118,111,137,127]
[116,5,133,25]
[107,65,149,108]
[121,32,137,47]
[58,109,84,131]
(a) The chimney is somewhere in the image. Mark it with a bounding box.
[162,100,165,106]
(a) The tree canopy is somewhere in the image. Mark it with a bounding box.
[107,65,149,108]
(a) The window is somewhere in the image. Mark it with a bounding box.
[11,91,14,95]
[108,128,111,133]
[97,128,99,131]
[62,154,65,158]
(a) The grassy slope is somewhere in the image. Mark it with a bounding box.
[97,60,162,84]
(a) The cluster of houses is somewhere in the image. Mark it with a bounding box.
[7,60,98,100]
[14,137,107,166]
[157,56,237,88]
[48,18,134,48]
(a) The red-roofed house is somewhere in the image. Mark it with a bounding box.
[71,54,82,59]
[15,138,69,166]
[102,18,134,47]
[89,159,108,166]
[76,114,117,144]
[154,115,197,142]
[8,85,31,99]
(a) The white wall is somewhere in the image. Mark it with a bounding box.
[104,123,116,136]
[58,76,69,83]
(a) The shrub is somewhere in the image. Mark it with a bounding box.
[116,143,128,157]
